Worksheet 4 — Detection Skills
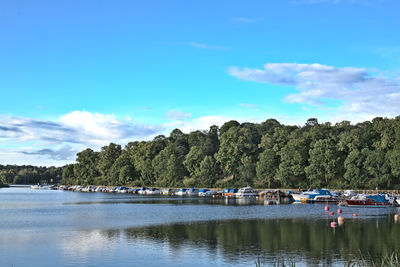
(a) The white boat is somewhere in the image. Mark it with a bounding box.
[344,190,357,198]
[137,187,147,194]
[235,187,259,198]
[145,188,161,195]
[199,189,217,197]
[176,188,188,196]
[161,188,173,195]
[95,187,104,192]
[117,187,128,193]
[291,189,333,203]
[33,184,49,190]
[186,188,199,196]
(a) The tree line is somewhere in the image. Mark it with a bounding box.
[60,116,400,190]
[0,165,63,185]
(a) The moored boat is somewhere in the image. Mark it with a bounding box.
[31,184,40,189]
[345,194,393,207]
[137,187,147,194]
[161,188,173,195]
[199,189,217,197]
[291,189,334,203]
[235,186,259,198]
[176,188,188,196]
[145,188,161,195]
[223,188,238,197]
[186,188,199,196]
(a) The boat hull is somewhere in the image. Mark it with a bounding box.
[345,199,392,207]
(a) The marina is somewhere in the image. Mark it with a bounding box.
[33,184,400,207]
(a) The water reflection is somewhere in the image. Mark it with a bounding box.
[62,196,267,206]
[106,217,400,265]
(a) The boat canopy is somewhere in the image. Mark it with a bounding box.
[366,195,388,203]
[316,189,332,196]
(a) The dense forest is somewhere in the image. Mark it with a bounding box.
[0,165,63,185]
[61,117,400,190]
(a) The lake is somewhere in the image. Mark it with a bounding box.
[1,187,400,266]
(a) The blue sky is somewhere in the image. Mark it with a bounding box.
[0,0,399,166]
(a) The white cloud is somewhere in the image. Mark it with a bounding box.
[229,63,400,121]
[0,111,162,146]
[21,145,77,161]
[0,111,164,166]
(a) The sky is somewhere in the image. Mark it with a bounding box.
[0,0,400,166]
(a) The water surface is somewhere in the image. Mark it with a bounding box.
[1,187,399,266]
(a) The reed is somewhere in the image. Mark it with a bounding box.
[256,252,400,267]
[348,251,400,267]
[255,256,295,267]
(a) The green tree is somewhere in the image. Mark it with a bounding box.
[73,148,100,185]
[343,149,368,188]
[219,120,240,136]
[277,132,309,188]
[363,148,391,188]
[166,154,185,186]
[256,148,278,188]
[98,143,122,182]
[152,146,171,186]
[215,126,258,183]
[109,153,137,185]
[305,138,341,187]
[183,146,205,178]
[196,155,218,187]
[61,164,76,184]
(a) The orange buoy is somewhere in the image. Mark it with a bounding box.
[325,205,330,211]
[338,216,344,222]
[329,211,334,215]
[337,209,342,214]
[331,222,337,228]
[353,213,358,217]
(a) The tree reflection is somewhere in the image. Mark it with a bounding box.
[111,217,400,265]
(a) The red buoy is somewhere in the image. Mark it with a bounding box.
[329,211,334,215]
[331,222,337,228]
[324,206,330,211]
[337,209,342,214]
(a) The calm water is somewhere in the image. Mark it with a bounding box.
[1,187,400,266]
